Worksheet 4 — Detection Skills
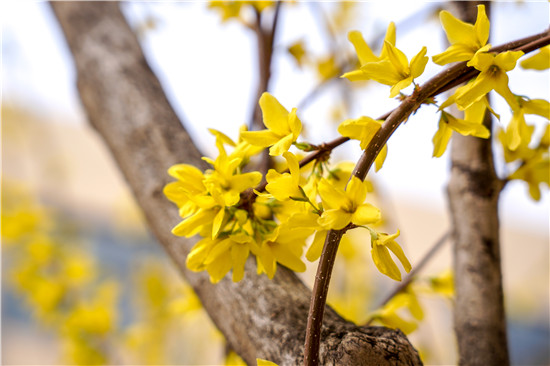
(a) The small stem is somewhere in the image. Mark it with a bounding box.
[365,231,450,326]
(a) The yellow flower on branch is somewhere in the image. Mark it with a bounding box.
[370,230,411,281]
[338,116,382,150]
[342,22,396,80]
[432,109,490,158]
[342,23,428,97]
[255,224,311,279]
[505,97,550,151]
[369,288,423,333]
[265,151,304,201]
[240,92,302,156]
[318,176,380,230]
[432,4,490,65]
[454,47,524,111]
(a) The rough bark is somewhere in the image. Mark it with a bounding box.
[447,2,509,365]
[49,2,421,365]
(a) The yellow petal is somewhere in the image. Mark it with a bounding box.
[432,119,453,158]
[186,238,214,271]
[231,243,249,282]
[455,72,496,110]
[347,176,368,206]
[269,133,294,156]
[410,46,428,79]
[259,92,290,135]
[474,5,490,47]
[385,240,412,273]
[360,60,402,85]
[384,41,409,76]
[230,171,263,192]
[372,245,402,281]
[240,130,281,147]
[305,230,327,262]
[318,178,347,209]
[439,10,476,46]
[288,108,302,140]
[375,144,387,172]
[257,359,279,366]
[433,44,475,65]
[206,253,232,283]
[341,69,370,82]
[494,50,524,72]
[352,204,381,226]
[389,76,413,98]
[272,244,306,273]
[348,30,378,65]
[520,45,550,70]
[318,209,352,230]
[172,209,217,237]
[523,99,550,119]
[212,208,225,238]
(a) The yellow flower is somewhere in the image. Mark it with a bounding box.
[342,31,428,98]
[163,164,207,218]
[240,92,302,156]
[505,97,550,151]
[432,108,490,158]
[338,117,388,171]
[287,40,307,67]
[369,289,423,334]
[265,152,304,201]
[316,56,340,80]
[509,154,549,201]
[520,45,550,70]
[318,176,380,230]
[432,4,490,65]
[202,143,262,207]
[338,116,383,150]
[454,47,524,110]
[370,230,411,281]
[429,269,454,298]
[187,233,259,283]
[255,224,311,279]
[342,22,396,80]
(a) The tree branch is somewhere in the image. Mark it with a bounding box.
[49,2,421,365]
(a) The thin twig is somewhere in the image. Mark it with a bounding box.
[303,28,550,366]
[250,1,283,130]
[365,231,450,326]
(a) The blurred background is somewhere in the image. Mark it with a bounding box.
[2,1,549,365]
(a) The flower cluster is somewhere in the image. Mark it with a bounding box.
[165,92,410,283]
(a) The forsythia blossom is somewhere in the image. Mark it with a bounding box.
[432,4,490,65]
[240,92,302,156]
[342,22,428,97]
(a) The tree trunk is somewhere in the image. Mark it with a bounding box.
[49,2,421,365]
[447,2,510,365]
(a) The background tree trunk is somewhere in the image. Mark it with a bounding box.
[49,2,421,365]
[447,2,510,365]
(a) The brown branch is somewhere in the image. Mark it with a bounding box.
[250,1,282,130]
[49,2,422,365]
[303,27,550,366]
[250,2,283,178]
